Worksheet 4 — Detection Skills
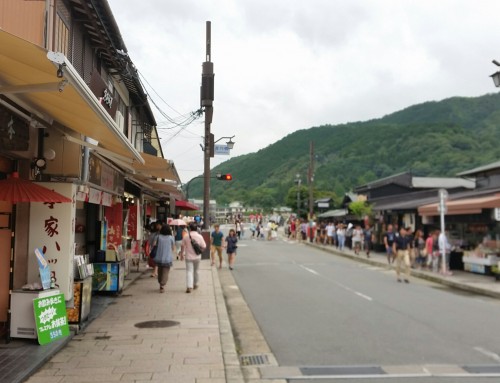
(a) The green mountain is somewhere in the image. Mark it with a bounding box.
[186,92,500,210]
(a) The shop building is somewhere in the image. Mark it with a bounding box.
[0,0,182,339]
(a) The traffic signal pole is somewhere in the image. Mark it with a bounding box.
[201,21,214,230]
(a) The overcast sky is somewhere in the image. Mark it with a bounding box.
[108,0,500,184]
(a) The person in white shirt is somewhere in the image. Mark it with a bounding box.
[438,230,452,275]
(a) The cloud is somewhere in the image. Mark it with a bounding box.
[108,0,500,183]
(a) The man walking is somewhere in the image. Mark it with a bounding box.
[393,227,411,283]
[383,224,397,264]
[210,224,224,269]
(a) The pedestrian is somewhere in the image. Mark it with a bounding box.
[211,224,224,269]
[352,224,363,255]
[336,224,346,250]
[174,224,185,260]
[225,228,238,270]
[236,220,242,239]
[290,218,296,239]
[438,230,453,275]
[413,229,425,269]
[181,222,207,293]
[363,224,374,258]
[148,221,162,278]
[326,221,335,246]
[392,227,411,283]
[153,224,175,293]
[383,224,397,264]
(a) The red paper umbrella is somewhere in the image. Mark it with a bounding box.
[0,172,72,203]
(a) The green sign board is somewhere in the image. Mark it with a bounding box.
[33,293,70,345]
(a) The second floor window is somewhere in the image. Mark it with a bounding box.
[55,13,69,56]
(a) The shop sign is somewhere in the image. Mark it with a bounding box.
[214,144,230,155]
[88,188,102,204]
[33,293,70,345]
[0,109,29,151]
[493,208,500,221]
[88,153,124,194]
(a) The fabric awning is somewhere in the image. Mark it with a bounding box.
[318,209,348,218]
[418,194,500,216]
[0,30,144,164]
[175,200,200,211]
[132,153,177,180]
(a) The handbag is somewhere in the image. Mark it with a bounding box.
[189,232,203,255]
[150,244,158,259]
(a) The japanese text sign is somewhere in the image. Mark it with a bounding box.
[33,293,70,345]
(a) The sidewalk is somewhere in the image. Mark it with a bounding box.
[302,239,500,299]
[3,260,244,383]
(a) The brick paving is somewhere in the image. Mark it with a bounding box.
[23,260,243,383]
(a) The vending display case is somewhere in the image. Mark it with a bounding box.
[66,277,92,324]
[10,289,60,339]
[92,260,125,293]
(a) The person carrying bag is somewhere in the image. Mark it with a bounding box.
[181,223,206,293]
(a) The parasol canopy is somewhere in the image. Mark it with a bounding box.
[0,172,72,203]
[170,218,187,226]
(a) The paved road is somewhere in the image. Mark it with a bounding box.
[225,232,500,382]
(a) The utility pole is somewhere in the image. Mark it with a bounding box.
[201,21,214,230]
[308,141,314,220]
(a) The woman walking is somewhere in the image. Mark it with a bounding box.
[181,223,207,293]
[153,224,175,293]
[225,229,238,270]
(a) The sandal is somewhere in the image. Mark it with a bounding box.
[160,286,165,293]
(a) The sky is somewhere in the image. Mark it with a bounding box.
[107,0,500,184]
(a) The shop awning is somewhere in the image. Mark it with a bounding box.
[132,153,177,180]
[175,200,200,211]
[318,209,348,218]
[418,194,500,216]
[0,30,144,164]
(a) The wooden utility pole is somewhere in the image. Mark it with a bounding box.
[201,21,214,230]
[308,141,314,219]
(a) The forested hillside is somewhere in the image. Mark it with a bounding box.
[186,93,500,209]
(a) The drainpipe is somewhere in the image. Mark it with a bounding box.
[82,137,90,184]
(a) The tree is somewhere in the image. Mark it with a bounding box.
[349,200,373,220]
[285,184,308,215]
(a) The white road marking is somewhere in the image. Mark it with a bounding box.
[474,346,500,363]
[298,265,373,301]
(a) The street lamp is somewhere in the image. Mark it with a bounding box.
[215,135,235,149]
[490,60,500,87]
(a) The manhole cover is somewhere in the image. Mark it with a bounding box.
[134,320,180,329]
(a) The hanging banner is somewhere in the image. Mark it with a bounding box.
[105,203,123,248]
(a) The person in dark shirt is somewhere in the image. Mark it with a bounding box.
[392,227,411,283]
[383,224,397,264]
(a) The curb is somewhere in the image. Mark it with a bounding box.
[304,241,500,300]
[212,266,246,383]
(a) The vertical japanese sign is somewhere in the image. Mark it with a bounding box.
[105,202,123,248]
[33,293,70,345]
[29,183,76,300]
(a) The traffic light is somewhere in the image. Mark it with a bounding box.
[216,174,232,181]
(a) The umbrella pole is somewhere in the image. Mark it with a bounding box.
[6,204,15,344]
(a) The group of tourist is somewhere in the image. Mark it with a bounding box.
[285,217,453,283]
[145,220,206,294]
[145,220,241,293]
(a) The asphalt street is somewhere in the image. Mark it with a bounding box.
[224,231,500,382]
